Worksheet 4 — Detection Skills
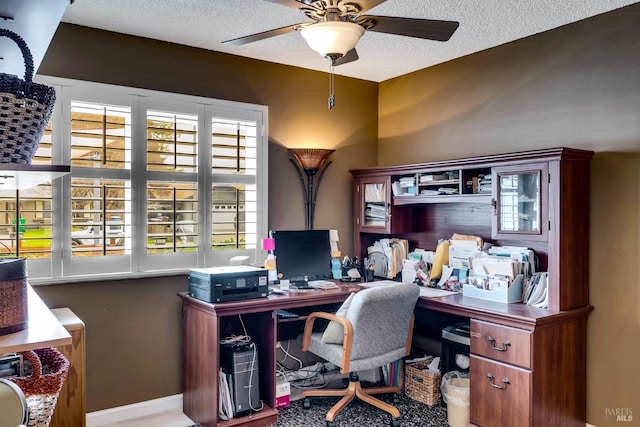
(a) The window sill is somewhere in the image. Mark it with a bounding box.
[28,269,189,286]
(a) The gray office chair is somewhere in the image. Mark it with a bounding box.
[300,283,420,427]
[0,378,29,427]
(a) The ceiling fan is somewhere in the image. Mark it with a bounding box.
[223,0,459,108]
[223,0,459,66]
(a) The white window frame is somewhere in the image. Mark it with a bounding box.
[27,77,268,283]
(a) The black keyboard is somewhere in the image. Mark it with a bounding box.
[291,280,313,289]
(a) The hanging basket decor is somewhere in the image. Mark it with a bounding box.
[0,28,56,164]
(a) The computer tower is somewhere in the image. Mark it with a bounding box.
[220,342,260,416]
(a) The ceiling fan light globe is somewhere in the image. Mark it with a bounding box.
[301,21,364,59]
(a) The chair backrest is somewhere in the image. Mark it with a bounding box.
[0,378,28,427]
[345,283,420,362]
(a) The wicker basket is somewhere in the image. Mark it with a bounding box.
[404,360,441,406]
[8,348,70,427]
[0,257,28,336]
[0,29,56,164]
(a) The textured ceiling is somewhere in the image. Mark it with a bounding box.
[61,0,639,82]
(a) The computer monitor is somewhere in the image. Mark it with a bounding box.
[271,229,332,282]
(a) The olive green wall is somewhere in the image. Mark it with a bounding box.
[379,4,640,427]
[32,4,640,422]
[34,23,378,411]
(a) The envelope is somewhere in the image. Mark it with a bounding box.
[487,246,535,275]
[472,256,518,279]
[449,243,479,269]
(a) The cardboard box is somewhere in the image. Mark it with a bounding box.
[276,376,290,408]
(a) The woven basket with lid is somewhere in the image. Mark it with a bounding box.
[0,257,28,336]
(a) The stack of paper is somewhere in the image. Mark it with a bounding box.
[486,246,535,276]
[438,187,459,195]
[364,184,385,203]
[478,175,492,194]
[398,177,415,187]
[449,240,481,270]
[420,173,448,183]
[392,178,417,197]
[367,238,409,279]
[219,368,234,420]
[523,272,548,308]
[364,203,386,225]
[308,280,338,289]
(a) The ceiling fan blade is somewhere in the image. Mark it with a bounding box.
[332,48,359,66]
[222,23,306,46]
[262,0,323,12]
[358,15,459,42]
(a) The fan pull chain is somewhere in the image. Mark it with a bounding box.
[328,62,335,110]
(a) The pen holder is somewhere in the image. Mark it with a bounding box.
[341,257,361,281]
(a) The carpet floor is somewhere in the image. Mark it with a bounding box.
[268,394,449,427]
[187,394,452,427]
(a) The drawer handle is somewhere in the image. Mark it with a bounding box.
[487,336,511,352]
[486,373,510,390]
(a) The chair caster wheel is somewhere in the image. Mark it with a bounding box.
[303,398,312,409]
[390,417,401,427]
[326,421,336,427]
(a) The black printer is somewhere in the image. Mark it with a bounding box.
[188,266,268,303]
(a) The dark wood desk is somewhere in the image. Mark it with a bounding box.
[179,284,360,427]
[179,284,590,427]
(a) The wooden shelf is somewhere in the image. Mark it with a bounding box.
[393,193,492,205]
[0,164,70,190]
[418,178,460,186]
[218,406,278,427]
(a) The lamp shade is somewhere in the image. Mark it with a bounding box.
[288,148,335,171]
[300,21,365,58]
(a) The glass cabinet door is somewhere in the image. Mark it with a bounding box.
[492,163,548,241]
[356,176,391,233]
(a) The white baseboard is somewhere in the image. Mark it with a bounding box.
[86,394,183,427]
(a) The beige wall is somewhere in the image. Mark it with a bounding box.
[379,4,640,426]
[35,23,378,411]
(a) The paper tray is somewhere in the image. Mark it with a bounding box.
[462,280,523,304]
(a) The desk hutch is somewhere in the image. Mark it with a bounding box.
[180,147,593,427]
[350,147,593,426]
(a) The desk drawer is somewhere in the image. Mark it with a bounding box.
[470,355,532,427]
[470,320,531,368]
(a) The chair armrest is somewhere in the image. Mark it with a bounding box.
[301,312,353,374]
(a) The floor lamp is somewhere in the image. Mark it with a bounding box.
[288,148,335,230]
